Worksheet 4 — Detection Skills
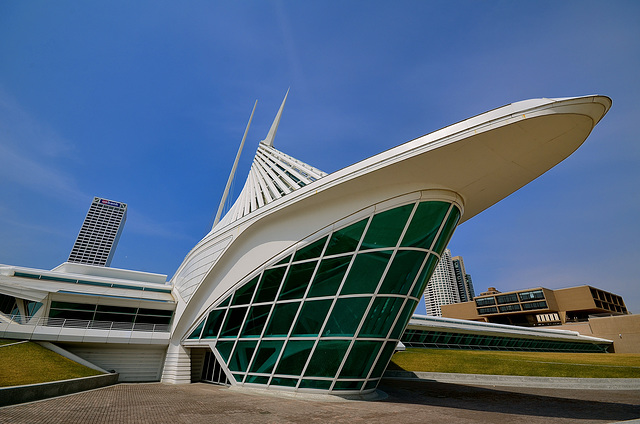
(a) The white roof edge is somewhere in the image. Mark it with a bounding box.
[207,95,611,238]
[4,262,170,286]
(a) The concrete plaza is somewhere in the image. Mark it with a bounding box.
[0,379,639,423]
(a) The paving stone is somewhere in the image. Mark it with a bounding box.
[0,380,638,424]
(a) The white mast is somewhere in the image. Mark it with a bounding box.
[261,88,289,147]
[213,100,257,228]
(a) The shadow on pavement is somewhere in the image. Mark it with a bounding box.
[379,378,640,422]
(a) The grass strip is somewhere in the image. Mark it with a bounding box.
[389,348,640,378]
[0,339,103,387]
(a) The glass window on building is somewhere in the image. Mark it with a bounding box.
[475,297,496,307]
[498,304,522,313]
[496,293,518,304]
[521,301,548,311]
[518,290,545,302]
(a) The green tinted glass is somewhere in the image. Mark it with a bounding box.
[202,309,226,339]
[410,254,439,298]
[401,201,450,249]
[187,319,205,339]
[218,296,231,308]
[340,251,392,295]
[359,296,405,338]
[361,204,413,249]
[275,340,315,375]
[50,301,96,312]
[299,379,332,390]
[325,218,368,256]
[339,341,383,378]
[250,340,284,374]
[220,307,248,338]
[322,297,370,337]
[369,341,397,378]
[278,261,317,301]
[308,256,351,298]
[334,380,363,391]
[364,380,379,391]
[275,255,292,266]
[270,377,298,387]
[245,375,270,384]
[390,299,418,339]
[95,312,134,323]
[293,236,327,262]
[215,341,234,364]
[291,299,333,336]
[96,305,136,314]
[254,268,286,304]
[432,205,461,254]
[232,276,259,306]
[304,340,350,378]
[228,340,258,372]
[240,304,272,337]
[263,301,300,337]
[378,250,427,294]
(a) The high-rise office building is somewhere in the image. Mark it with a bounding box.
[452,255,475,302]
[68,197,127,267]
[424,249,461,316]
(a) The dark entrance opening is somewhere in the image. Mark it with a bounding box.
[201,349,230,385]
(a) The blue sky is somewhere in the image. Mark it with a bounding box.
[1,1,638,312]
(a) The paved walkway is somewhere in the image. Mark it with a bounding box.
[0,379,639,423]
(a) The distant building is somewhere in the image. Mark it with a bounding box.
[424,249,460,316]
[68,197,127,267]
[442,285,628,325]
[441,285,638,353]
[452,255,475,302]
[479,286,501,296]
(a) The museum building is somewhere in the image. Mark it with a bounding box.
[0,94,613,393]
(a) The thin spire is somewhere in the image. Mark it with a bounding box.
[262,88,289,147]
[213,100,258,228]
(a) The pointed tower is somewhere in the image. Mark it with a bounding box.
[214,91,327,230]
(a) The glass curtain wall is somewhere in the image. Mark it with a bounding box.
[402,329,611,353]
[185,198,461,393]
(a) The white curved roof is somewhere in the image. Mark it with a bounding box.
[172,94,611,307]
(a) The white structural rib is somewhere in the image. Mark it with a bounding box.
[215,93,328,230]
[212,100,258,228]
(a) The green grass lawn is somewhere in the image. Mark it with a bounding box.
[0,339,103,387]
[389,348,640,378]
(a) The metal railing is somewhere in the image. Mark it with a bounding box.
[1,314,170,333]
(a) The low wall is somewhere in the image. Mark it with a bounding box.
[0,373,119,407]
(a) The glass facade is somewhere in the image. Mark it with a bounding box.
[185,199,461,393]
[0,293,42,321]
[48,301,173,326]
[402,329,611,353]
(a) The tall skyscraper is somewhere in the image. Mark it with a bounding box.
[452,255,475,302]
[424,249,461,316]
[68,197,127,267]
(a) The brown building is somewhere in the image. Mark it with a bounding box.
[441,285,639,352]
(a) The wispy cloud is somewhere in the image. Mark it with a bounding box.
[0,88,87,204]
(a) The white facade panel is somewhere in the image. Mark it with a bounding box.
[62,343,167,382]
